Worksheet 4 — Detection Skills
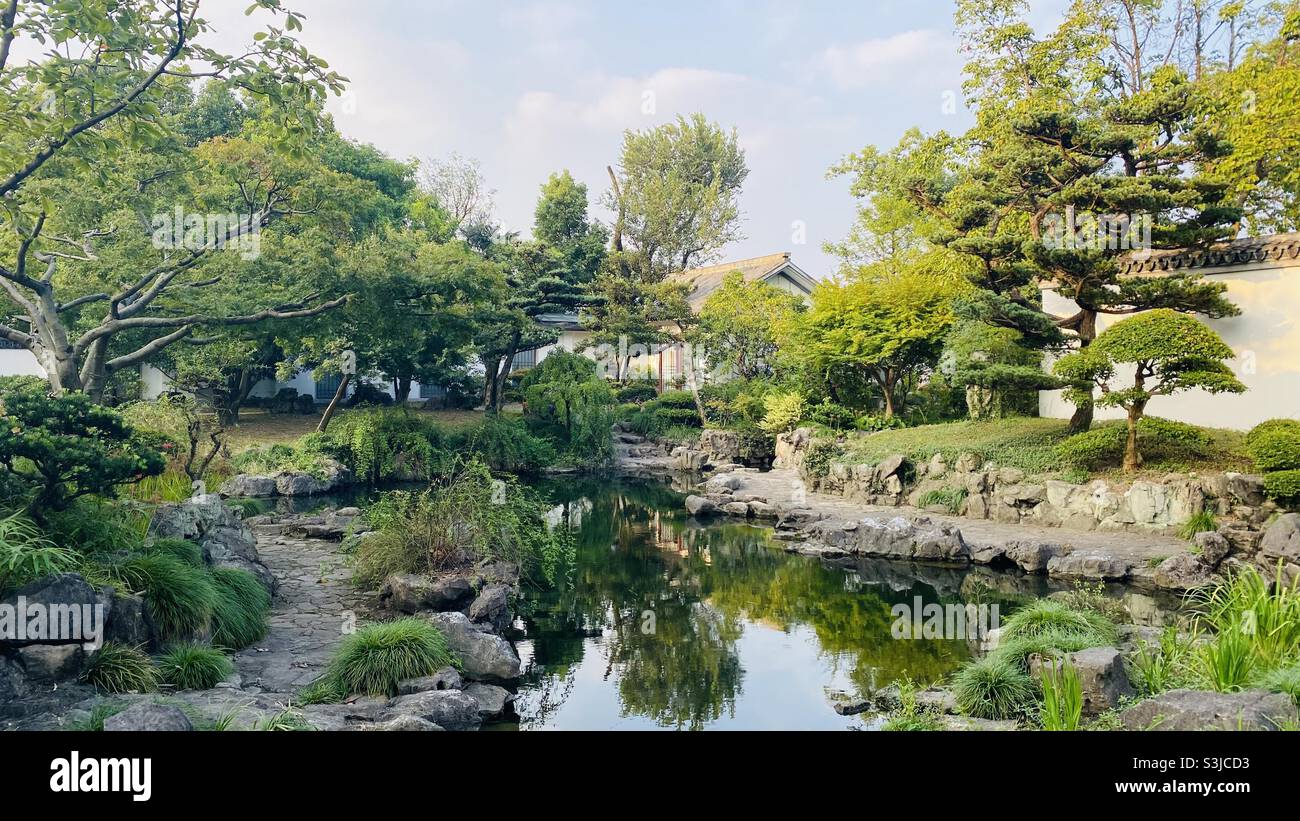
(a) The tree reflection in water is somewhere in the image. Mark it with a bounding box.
[511,478,1021,730]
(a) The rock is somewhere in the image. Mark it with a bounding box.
[337,507,362,517]
[998,467,1026,485]
[1259,513,1300,564]
[1031,647,1133,715]
[0,655,27,703]
[100,588,157,650]
[940,715,1019,731]
[103,703,193,732]
[916,687,959,714]
[684,495,717,517]
[219,474,278,498]
[16,644,85,682]
[467,584,512,633]
[1003,540,1066,573]
[152,495,275,595]
[385,689,481,731]
[427,612,521,680]
[874,455,907,483]
[722,501,750,517]
[276,472,329,497]
[396,667,464,694]
[464,682,515,718]
[1,573,101,648]
[1047,551,1130,581]
[1153,553,1218,591]
[706,473,744,492]
[1194,530,1232,567]
[363,715,445,731]
[748,501,777,519]
[1120,689,1297,731]
[927,453,948,478]
[832,697,873,716]
[380,573,474,613]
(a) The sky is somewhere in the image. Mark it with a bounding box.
[200,0,1073,279]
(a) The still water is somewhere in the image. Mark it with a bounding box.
[499,478,1051,731]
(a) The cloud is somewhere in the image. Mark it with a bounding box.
[809,29,955,90]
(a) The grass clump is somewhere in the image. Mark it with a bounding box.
[257,706,315,731]
[309,618,455,700]
[209,567,271,650]
[157,643,234,690]
[108,553,217,641]
[1178,510,1218,541]
[951,653,1035,720]
[81,643,159,694]
[915,486,968,514]
[880,675,945,731]
[1039,658,1084,731]
[1000,598,1119,646]
[145,537,203,567]
[1257,662,1300,704]
[1127,626,1196,697]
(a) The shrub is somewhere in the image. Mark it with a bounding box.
[314,618,455,699]
[355,460,573,588]
[145,538,204,568]
[1039,659,1083,731]
[1264,470,1300,503]
[1190,563,1300,668]
[320,408,448,484]
[460,415,556,473]
[615,382,658,404]
[759,391,806,436]
[1245,420,1300,472]
[81,643,159,694]
[1195,626,1256,693]
[0,381,166,514]
[855,414,906,432]
[1055,417,1213,470]
[998,627,1115,668]
[801,439,842,479]
[0,511,77,593]
[1257,662,1300,705]
[42,498,149,558]
[805,400,858,431]
[951,654,1035,720]
[209,567,271,650]
[108,554,217,641]
[157,643,234,690]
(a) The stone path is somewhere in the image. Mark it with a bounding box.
[232,521,369,693]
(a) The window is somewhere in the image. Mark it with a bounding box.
[315,373,341,402]
[510,348,537,372]
[0,339,23,350]
[418,382,446,400]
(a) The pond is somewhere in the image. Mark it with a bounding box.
[494,477,1070,731]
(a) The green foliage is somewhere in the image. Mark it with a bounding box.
[1195,626,1257,693]
[0,511,77,593]
[840,418,1073,476]
[1264,470,1300,503]
[855,414,906,432]
[0,381,166,514]
[1039,659,1083,731]
[1245,419,1300,472]
[355,460,573,588]
[81,644,159,694]
[312,618,455,699]
[108,554,217,642]
[1178,510,1218,541]
[1054,582,1129,624]
[943,317,1056,421]
[916,487,968,514]
[316,408,447,484]
[209,567,271,650]
[41,498,149,558]
[759,391,806,436]
[880,675,945,731]
[1128,627,1196,697]
[805,400,858,431]
[1001,598,1119,646]
[693,271,806,380]
[257,707,315,732]
[1055,417,1215,470]
[460,415,557,473]
[1258,662,1300,705]
[951,654,1034,720]
[157,644,234,691]
[1191,563,1300,670]
[145,538,204,568]
[521,351,616,467]
[615,382,659,404]
[801,439,843,480]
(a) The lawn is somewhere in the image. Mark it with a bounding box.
[221,407,487,452]
[835,417,1250,480]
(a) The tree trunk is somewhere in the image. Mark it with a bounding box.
[1067,310,1099,433]
[1123,405,1145,473]
[880,368,897,419]
[395,374,412,404]
[493,335,520,412]
[316,373,351,434]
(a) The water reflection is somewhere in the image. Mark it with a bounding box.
[508,478,1030,731]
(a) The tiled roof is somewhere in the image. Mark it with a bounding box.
[1119,232,1300,275]
[667,252,798,308]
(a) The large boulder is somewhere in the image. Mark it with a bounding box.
[1120,689,1297,731]
[1,573,101,649]
[809,516,969,563]
[396,667,464,694]
[379,573,474,614]
[17,644,85,682]
[99,588,158,650]
[385,689,481,731]
[1047,550,1130,581]
[151,495,275,595]
[428,612,520,681]
[1030,647,1133,716]
[464,682,515,719]
[219,475,278,498]
[103,703,193,732]
[467,584,512,633]
[1153,553,1218,591]
[684,495,717,517]
[1259,513,1300,565]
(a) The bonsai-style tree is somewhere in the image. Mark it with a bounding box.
[0,378,166,518]
[1053,310,1245,472]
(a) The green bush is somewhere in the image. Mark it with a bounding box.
[232,443,338,479]
[616,382,659,404]
[157,643,234,690]
[759,391,806,436]
[1263,470,1300,503]
[319,408,448,484]
[951,654,1035,720]
[1245,419,1300,472]
[312,618,455,699]
[805,400,858,431]
[1001,598,1119,646]
[801,439,842,479]
[109,554,217,641]
[1128,626,1195,697]
[0,511,77,593]
[855,414,906,432]
[210,567,271,650]
[1055,417,1213,470]
[916,487,968,514]
[81,643,159,694]
[459,415,556,473]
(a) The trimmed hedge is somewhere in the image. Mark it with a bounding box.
[1245,419,1300,472]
